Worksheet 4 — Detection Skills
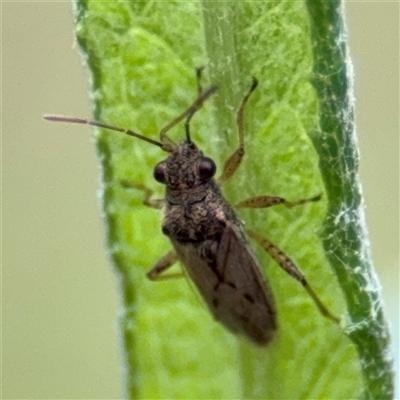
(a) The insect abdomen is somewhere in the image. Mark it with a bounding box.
[170,224,277,346]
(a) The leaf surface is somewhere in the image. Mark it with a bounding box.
[71,1,393,398]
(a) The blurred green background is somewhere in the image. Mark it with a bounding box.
[3,2,398,399]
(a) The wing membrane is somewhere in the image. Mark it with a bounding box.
[172,223,277,345]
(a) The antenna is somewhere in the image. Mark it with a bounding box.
[43,115,167,150]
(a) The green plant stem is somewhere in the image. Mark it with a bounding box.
[306,1,394,398]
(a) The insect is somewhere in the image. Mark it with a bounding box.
[44,70,339,346]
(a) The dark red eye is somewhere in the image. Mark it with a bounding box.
[153,162,167,184]
[197,157,216,181]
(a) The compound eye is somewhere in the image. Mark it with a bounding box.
[197,157,216,181]
[153,161,167,184]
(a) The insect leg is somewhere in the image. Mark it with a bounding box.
[218,77,258,184]
[120,181,164,209]
[235,193,322,209]
[247,229,340,324]
[147,251,182,280]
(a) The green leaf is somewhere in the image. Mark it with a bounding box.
[72,0,393,398]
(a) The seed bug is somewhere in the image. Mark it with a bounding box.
[44,70,339,346]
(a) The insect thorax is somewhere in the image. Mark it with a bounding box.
[163,180,233,242]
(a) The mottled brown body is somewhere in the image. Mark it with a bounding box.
[159,140,276,344]
[44,71,339,346]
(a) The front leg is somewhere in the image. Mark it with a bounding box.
[217,77,258,185]
[120,181,164,209]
